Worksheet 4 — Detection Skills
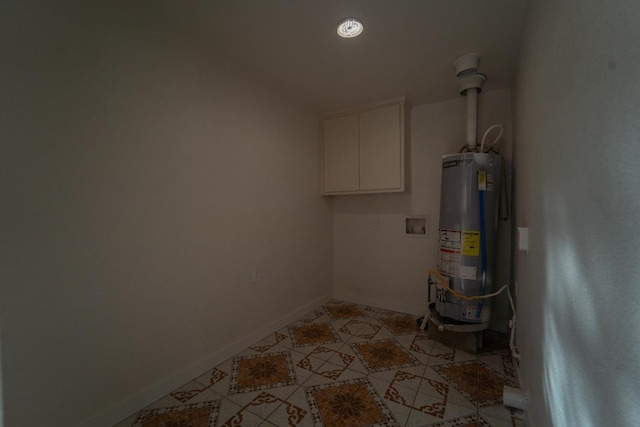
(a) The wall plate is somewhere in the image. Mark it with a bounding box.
[405,215,429,238]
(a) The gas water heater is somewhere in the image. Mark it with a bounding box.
[427,53,504,332]
[436,152,501,325]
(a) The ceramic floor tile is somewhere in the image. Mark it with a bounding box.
[263,386,315,427]
[228,351,298,395]
[404,408,449,427]
[225,388,303,421]
[343,321,397,344]
[479,350,518,383]
[292,349,346,380]
[388,369,428,394]
[115,301,527,427]
[141,383,222,412]
[316,360,368,382]
[249,328,293,353]
[367,362,427,385]
[479,402,527,425]
[426,342,478,367]
[168,380,225,405]
[324,344,370,376]
[351,339,422,374]
[263,402,312,427]
[378,369,456,423]
[195,360,233,396]
[477,414,516,427]
[360,317,397,331]
[193,366,229,390]
[410,399,480,426]
[381,398,413,426]
[367,375,413,426]
[322,302,368,320]
[304,377,400,426]
[288,340,346,358]
[420,367,478,411]
[337,318,383,340]
[288,323,343,348]
[216,397,266,427]
[394,333,433,364]
[301,365,366,388]
[328,317,362,333]
[131,399,221,427]
[422,412,493,426]
[289,349,327,384]
[363,305,398,318]
[290,309,330,325]
[376,371,421,406]
[237,343,293,358]
[433,360,517,409]
[379,315,424,336]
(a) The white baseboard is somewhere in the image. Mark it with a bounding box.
[78,294,332,427]
[334,292,427,317]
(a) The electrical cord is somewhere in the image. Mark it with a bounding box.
[428,269,503,301]
[428,269,521,359]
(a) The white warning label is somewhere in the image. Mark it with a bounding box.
[439,249,460,276]
[440,229,461,249]
[439,229,461,276]
[459,265,477,280]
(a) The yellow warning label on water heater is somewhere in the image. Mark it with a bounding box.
[462,231,481,256]
[478,170,487,191]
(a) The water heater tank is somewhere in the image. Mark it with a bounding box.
[437,152,501,324]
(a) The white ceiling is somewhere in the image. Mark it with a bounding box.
[164,0,528,110]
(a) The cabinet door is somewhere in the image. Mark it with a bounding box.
[359,104,402,191]
[322,114,359,193]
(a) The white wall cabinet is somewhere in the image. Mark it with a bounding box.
[321,97,409,195]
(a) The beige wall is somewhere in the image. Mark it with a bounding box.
[333,89,514,328]
[0,3,332,426]
[513,0,640,425]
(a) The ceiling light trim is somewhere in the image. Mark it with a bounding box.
[337,18,363,38]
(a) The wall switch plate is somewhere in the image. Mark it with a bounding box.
[372,218,379,230]
[252,268,260,282]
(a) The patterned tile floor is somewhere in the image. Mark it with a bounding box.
[114,300,527,427]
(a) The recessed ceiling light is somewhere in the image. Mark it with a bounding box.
[337,18,363,38]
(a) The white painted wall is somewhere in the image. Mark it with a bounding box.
[513,0,640,425]
[0,3,332,426]
[333,89,514,328]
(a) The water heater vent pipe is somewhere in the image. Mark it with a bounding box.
[458,73,486,151]
[454,53,486,151]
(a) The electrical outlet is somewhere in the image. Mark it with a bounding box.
[252,268,260,283]
[372,218,379,230]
